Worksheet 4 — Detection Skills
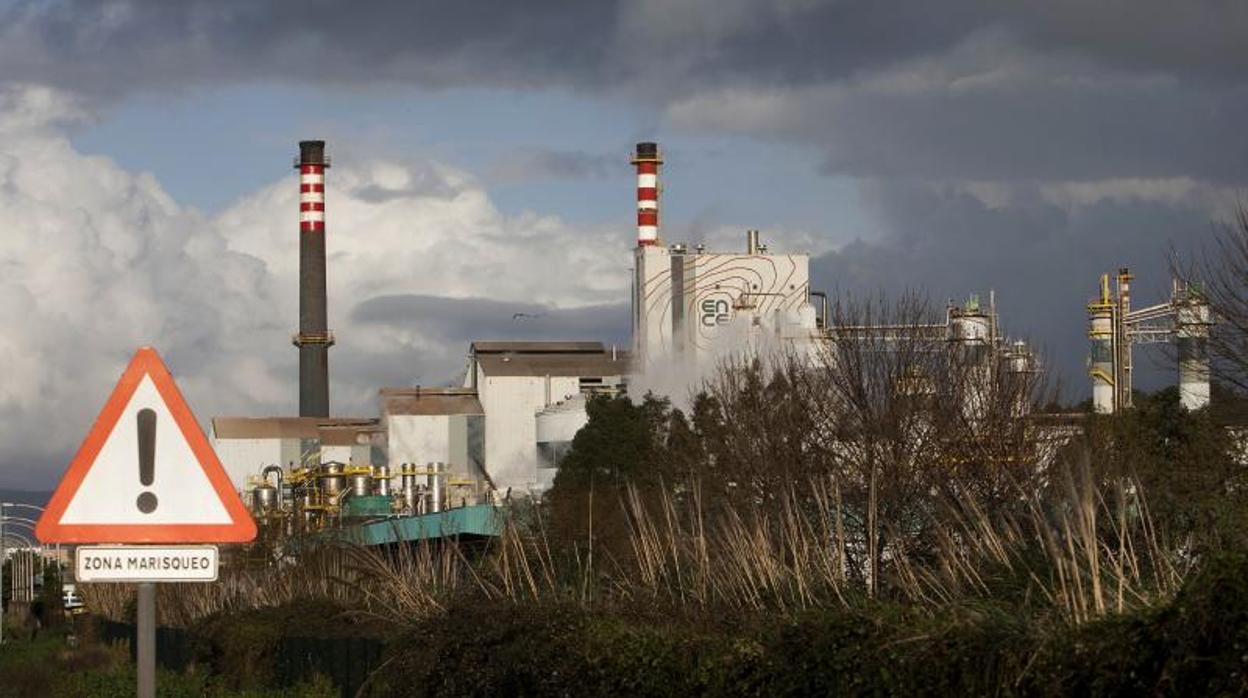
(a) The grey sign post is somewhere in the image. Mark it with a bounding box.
[137,582,155,698]
[1,502,5,646]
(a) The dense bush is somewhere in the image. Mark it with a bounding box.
[356,552,1248,696]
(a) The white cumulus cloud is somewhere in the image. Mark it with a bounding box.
[0,85,634,488]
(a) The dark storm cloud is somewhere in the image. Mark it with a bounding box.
[1002,1,1248,80]
[5,0,1246,403]
[486,148,616,185]
[809,84,1248,183]
[352,294,629,346]
[3,1,1244,95]
[0,1,972,96]
[6,0,1242,185]
[0,0,618,94]
[344,294,629,389]
[811,180,1225,399]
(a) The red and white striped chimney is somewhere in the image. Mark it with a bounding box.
[294,140,332,418]
[631,142,662,247]
[299,155,326,233]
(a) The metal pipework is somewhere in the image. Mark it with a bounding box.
[293,139,333,418]
[1087,269,1215,414]
[261,464,285,509]
[1115,268,1134,410]
[399,463,417,514]
[746,229,760,255]
[373,465,391,497]
[348,471,372,498]
[430,462,442,514]
[1088,273,1116,414]
[318,461,346,498]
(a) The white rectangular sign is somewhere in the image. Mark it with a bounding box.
[76,545,219,582]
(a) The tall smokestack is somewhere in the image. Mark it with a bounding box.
[294,140,333,417]
[631,142,662,247]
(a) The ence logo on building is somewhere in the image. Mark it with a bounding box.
[700,298,731,327]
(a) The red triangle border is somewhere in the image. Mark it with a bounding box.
[35,347,257,544]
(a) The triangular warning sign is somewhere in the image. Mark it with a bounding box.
[36,347,256,544]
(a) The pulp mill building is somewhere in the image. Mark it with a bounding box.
[213,339,630,503]
[212,139,1076,525]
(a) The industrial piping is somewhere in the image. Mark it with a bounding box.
[631,142,662,246]
[1086,268,1212,413]
[293,140,333,417]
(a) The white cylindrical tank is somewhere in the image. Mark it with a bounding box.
[430,462,442,513]
[1177,300,1212,411]
[535,395,589,447]
[1006,340,1033,374]
[949,313,991,343]
[374,465,391,497]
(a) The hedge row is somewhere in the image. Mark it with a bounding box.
[119,553,1248,696]
[365,554,1248,696]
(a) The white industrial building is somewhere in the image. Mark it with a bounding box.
[464,342,628,494]
[211,140,826,503]
[634,230,818,369]
[380,387,484,483]
[211,417,383,492]
[213,342,628,497]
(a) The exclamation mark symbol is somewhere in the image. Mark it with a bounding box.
[136,408,159,514]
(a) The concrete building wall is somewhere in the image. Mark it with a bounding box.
[321,444,369,466]
[447,415,486,479]
[212,437,282,493]
[388,414,451,468]
[385,413,486,484]
[635,244,672,364]
[480,374,579,494]
[280,439,307,469]
[635,243,811,368]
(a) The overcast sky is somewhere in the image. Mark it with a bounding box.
[2,0,1244,488]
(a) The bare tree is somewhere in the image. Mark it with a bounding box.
[1178,205,1248,393]
[687,291,1051,597]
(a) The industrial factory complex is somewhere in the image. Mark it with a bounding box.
[209,140,1213,539]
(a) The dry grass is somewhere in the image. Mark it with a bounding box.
[82,464,1188,628]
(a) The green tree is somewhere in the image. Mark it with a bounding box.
[547,393,673,556]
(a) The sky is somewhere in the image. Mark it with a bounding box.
[1,0,1245,488]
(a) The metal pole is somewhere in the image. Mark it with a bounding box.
[1,503,5,645]
[137,582,156,698]
[0,502,5,645]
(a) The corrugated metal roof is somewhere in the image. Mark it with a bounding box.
[211,417,378,440]
[477,352,632,377]
[471,341,604,354]
[380,387,485,416]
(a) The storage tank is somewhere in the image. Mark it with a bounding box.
[1088,275,1116,414]
[349,471,372,498]
[373,465,391,497]
[1176,294,1212,411]
[319,462,345,497]
[251,484,277,511]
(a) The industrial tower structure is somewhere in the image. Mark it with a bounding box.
[1087,268,1213,413]
[294,140,333,417]
[630,142,816,368]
